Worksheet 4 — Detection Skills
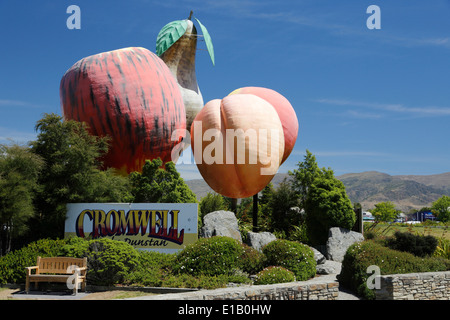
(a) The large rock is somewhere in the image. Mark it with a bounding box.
[200,210,242,243]
[326,227,364,262]
[316,260,342,275]
[309,246,326,265]
[246,231,276,252]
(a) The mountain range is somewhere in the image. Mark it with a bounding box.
[186,171,450,213]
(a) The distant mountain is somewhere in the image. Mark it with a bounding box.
[336,171,450,213]
[186,171,450,213]
[185,173,290,200]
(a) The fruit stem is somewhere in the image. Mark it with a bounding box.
[188,10,193,20]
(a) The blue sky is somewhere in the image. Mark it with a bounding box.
[1,0,449,180]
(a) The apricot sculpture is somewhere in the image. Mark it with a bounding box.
[190,94,285,199]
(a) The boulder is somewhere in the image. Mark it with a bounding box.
[309,246,327,265]
[246,231,276,252]
[200,210,242,243]
[326,227,364,262]
[316,260,342,275]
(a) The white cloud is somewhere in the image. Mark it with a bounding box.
[314,98,450,117]
[313,151,389,157]
[0,127,36,144]
[0,99,41,108]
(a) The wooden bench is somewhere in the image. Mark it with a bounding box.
[25,256,87,294]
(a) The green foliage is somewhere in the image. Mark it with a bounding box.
[289,149,333,207]
[339,240,450,300]
[58,237,90,257]
[262,239,316,281]
[0,238,67,284]
[254,266,296,285]
[0,144,43,254]
[238,244,265,275]
[199,192,227,227]
[431,195,450,222]
[371,201,399,222]
[173,236,243,276]
[161,273,230,289]
[304,175,355,245]
[268,179,301,237]
[30,113,130,239]
[123,251,176,287]
[129,158,197,204]
[289,149,354,245]
[60,238,140,286]
[386,231,438,257]
[434,238,450,259]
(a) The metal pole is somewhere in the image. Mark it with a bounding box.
[231,198,237,214]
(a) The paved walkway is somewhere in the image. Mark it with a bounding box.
[9,290,91,300]
[7,262,361,300]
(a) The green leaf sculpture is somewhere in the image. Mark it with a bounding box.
[194,17,215,66]
[156,19,188,56]
[156,13,214,66]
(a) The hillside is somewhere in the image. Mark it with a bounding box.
[186,171,450,213]
[337,171,450,213]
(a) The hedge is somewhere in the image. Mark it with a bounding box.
[339,240,450,300]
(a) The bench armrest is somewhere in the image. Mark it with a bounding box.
[68,266,87,275]
[25,266,39,275]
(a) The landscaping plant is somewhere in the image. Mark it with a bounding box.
[254,266,296,285]
[263,239,316,281]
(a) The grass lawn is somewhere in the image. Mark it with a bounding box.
[365,222,450,240]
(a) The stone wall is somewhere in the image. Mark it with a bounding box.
[138,277,339,300]
[375,271,450,300]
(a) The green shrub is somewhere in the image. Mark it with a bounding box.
[0,238,67,284]
[123,251,175,287]
[254,266,296,285]
[339,240,450,300]
[59,238,140,286]
[434,238,450,259]
[58,236,89,257]
[238,244,265,275]
[262,239,316,281]
[386,231,438,257]
[173,236,244,276]
[161,273,230,289]
[227,269,252,285]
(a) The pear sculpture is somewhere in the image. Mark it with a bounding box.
[157,11,215,132]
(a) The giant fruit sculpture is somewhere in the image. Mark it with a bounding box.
[157,11,214,131]
[229,87,298,164]
[60,47,186,175]
[191,94,285,199]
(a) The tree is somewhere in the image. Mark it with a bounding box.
[268,179,301,236]
[0,144,43,255]
[259,182,275,213]
[199,192,227,225]
[129,158,197,204]
[289,149,334,208]
[371,201,398,222]
[304,174,355,245]
[431,195,450,222]
[30,113,129,239]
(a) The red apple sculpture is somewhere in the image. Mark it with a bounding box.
[60,47,186,175]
